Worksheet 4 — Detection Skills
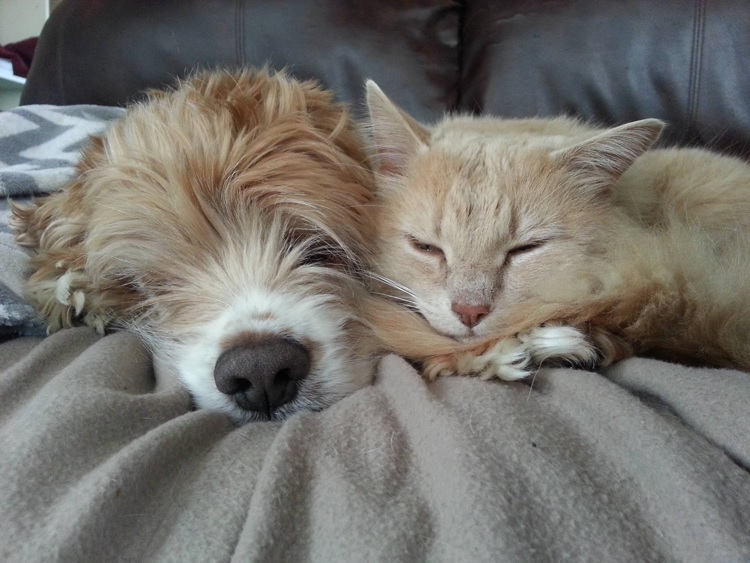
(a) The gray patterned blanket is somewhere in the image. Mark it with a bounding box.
[0,105,125,339]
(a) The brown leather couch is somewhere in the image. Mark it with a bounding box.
[22,0,750,156]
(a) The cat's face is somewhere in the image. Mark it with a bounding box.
[365,81,663,339]
[371,126,609,339]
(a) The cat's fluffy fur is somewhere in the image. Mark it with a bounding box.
[365,80,750,379]
[12,69,383,424]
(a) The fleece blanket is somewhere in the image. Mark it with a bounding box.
[0,105,125,339]
[1,328,749,562]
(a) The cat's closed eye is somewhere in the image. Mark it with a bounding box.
[408,236,444,256]
[508,241,546,256]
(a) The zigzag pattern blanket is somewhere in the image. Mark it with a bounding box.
[0,105,125,339]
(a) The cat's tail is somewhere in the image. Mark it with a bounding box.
[361,295,458,358]
[359,295,509,360]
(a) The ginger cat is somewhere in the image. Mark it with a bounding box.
[363,80,750,380]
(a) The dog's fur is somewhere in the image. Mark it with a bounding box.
[12,69,383,423]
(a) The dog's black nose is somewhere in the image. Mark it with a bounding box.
[214,338,310,415]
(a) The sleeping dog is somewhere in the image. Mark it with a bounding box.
[12,69,381,424]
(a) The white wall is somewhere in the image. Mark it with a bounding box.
[0,0,49,45]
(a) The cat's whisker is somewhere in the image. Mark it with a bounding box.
[373,292,412,302]
[363,270,418,299]
[525,362,546,398]
[370,292,418,309]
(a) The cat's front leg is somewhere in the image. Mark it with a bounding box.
[421,335,530,381]
[422,325,599,381]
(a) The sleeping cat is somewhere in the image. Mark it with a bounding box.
[363,80,750,380]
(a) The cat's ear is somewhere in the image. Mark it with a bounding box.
[553,118,665,195]
[365,80,430,176]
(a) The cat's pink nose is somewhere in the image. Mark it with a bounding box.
[451,302,490,328]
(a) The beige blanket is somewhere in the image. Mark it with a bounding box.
[1,328,749,561]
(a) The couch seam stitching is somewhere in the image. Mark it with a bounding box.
[235,0,246,66]
[454,0,467,112]
[55,6,68,104]
[687,0,705,130]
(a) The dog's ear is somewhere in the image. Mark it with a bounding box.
[364,80,430,177]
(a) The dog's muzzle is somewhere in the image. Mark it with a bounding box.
[214,338,310,418]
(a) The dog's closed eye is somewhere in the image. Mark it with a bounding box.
[301,243,353,271]
[301,248,341,266]
[285,230,351,269]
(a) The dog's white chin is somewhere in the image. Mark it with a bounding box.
[153,287,376,424]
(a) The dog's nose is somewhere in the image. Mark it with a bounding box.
[214,338,310,415]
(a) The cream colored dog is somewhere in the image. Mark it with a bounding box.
[12,69,382,423]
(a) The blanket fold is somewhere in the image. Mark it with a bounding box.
[1,329,749,562]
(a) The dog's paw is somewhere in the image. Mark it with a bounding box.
[32,266,109,335]
[82,310,111,335]
[54,268,87,316]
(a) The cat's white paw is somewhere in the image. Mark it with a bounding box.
[466,325,597,381]
[466,337,532,381]
[520,325,599,366]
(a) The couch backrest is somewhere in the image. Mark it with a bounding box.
[459,0,750,155]
[21,0,750,156]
